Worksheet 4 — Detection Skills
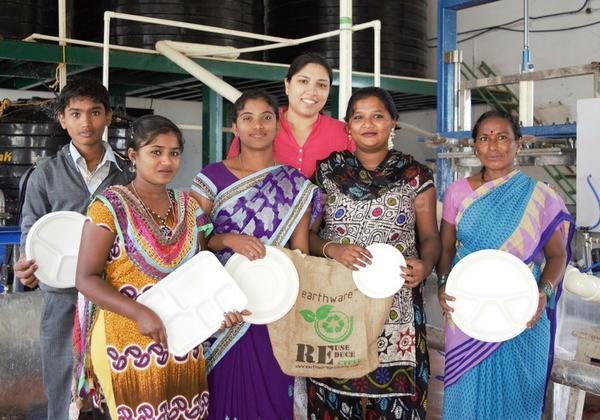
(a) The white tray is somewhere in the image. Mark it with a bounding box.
[352,243,406,298]
[446,249,539,343]
[137,251,248,357]
[25,211,86,288]
[225,246,299,324]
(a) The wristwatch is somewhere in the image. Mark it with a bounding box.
[539,280,554,299]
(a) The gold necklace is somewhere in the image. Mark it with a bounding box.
[130,182,174,237]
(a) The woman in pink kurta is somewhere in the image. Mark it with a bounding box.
[228,52,353,178]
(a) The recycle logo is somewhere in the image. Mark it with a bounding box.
[300,304,353,344]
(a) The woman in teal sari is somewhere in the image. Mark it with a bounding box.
[190,89,322,419]
[437,110,574,419]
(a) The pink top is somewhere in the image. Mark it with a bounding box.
[227,108,354,178]
[442,178,474,224]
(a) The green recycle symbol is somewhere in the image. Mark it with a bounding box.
[300,304,353,344]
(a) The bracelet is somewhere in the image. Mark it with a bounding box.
[437,274,449,290]
[539,280,555,299]
[322,241,335,260]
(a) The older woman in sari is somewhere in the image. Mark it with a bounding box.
[437,110,574,419]
[190,89,322,420]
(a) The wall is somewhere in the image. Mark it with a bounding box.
[425,0,600,122]
[125,97,203,190]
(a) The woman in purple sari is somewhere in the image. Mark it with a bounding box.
[190,90,322,420]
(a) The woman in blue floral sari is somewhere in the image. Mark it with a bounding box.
[190,90,322,420]
[437,110,574,419]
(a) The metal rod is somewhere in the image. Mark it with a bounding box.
[339,0,353,119]
[105,12,291,44]
[155,41,241,104]
[24,34,158,55]
[426,325,600,396]
[58,0,67,90]
[463,64,600,89]
[523,0,529,52]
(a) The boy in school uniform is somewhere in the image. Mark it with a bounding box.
[14,78,132,419]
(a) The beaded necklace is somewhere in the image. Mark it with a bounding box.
[130,182,174,237]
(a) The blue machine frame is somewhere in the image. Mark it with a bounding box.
[436,0,577,137]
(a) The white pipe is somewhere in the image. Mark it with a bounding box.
[339,0,353,119]
[58,0,67,90]
[105,11,291,44]
[397,122,439,139]
[564,265,600,303]
[177,125,234,133]
[103,12,111,89]
[24,34,158,55]
[372,20,381,87]
[155,41,241,104]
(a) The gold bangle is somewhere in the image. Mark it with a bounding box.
[322,241,335,259]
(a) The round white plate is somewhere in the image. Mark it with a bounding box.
[25,211,86,288]
[446,249,539,343]
[352,243,406,298]
[225,246,299,324]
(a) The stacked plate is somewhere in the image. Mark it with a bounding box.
[446,249,539,342]
[25,211,86,288]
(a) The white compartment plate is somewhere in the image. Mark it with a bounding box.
[225,246,299,325]
[137,251,248,357]
[25,211,86,288]
[446,249,539,343]
[352,243,406,298]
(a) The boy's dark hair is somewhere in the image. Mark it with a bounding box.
[472,110,522,140]
[344,87,399,123]
[128,114,184,151]
[55,78,111,115]
[286,52,333,86]
[232,89,279,123]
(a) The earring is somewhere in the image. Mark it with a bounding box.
[388,129,395,150]
[129,161,136,173]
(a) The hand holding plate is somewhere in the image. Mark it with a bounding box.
[328,243,372,271]
[220,309,252,330]
[438,286,455,320]
[134,305,168,349]
[401,257,430,288]
[14,255,39,288]
[526,292,546,329]
[225,234,266,261]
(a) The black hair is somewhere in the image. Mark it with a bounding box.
[472,110,522,141]
[128,114,184,151]
[285,52,334,86]
[55,78,111,115]
[232,89,279,123]
[344,87,399,123]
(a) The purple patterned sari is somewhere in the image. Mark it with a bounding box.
[191,162,322,420]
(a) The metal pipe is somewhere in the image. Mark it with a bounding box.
[339,0,353,119]
[373,20,381,87]
[24,34,158,55]
[106,11,291,44]
[523,0,529,53]
[426,325,600,396]
[155,41,241,104]
[58,0,67,90]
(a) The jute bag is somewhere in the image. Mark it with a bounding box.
[268,248,394,378]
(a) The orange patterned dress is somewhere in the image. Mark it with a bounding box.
[75,185,212,419]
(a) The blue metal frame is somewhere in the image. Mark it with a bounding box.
[441,123,577,140]
[437,0,500,133]
[0,227,20,246]
[437,0,576,139]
